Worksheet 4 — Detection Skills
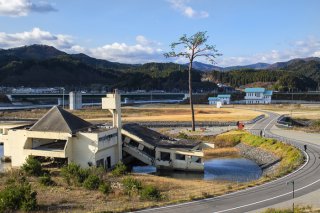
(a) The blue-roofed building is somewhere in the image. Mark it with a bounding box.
[208,97,221,105]
[208,94,231,105]
[217,94,231,104]
[244,88,273,104]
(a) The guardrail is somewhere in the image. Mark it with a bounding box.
[244,114,265,125]
[276,114,293,128]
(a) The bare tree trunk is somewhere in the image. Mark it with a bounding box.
[188,61,195,131]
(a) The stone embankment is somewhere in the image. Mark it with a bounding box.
[236,143,281,176]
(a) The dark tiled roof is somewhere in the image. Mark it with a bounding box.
[122,123,200,149]
[29,106,92,134]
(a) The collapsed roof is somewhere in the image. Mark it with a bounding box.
[122,123,200,149]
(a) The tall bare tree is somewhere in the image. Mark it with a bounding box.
[164,31,221,131]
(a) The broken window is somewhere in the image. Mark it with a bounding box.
[160,152,171,161]
[175,153,185,160]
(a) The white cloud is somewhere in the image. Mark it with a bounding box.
[313,51,320,57]
[217,37,320,67]
[88,35,164,64]
[1,28,319,66]
[0,0,56,17]
[0,28,164,64]
[0,28,74,50]
[168,0,209,18]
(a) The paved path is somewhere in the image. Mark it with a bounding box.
[248,126,320,212]
[135,111,320,213]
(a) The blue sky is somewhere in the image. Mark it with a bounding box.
[0,0,319,66]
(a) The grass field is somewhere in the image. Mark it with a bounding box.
[0,104,262,122]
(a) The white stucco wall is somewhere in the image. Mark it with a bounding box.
[5,129,29,167]
[71,132,98,168]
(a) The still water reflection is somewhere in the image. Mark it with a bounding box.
[132,158,262,182]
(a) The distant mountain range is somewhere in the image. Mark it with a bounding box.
[190,58,320,72]
[0,44,319,92]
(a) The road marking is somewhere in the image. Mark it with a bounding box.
[213,175,320,213]
[135,111,315,213]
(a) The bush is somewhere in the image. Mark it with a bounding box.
[83,175,101,190]
[0,181,37,212]
[99,181,112,195]
[39,173,54,186]
[61,163,89,185]
[140,185,162,201]
[111,162,127,177]
[122,177,142,195]
[21,156,43,176]
[177,132,189,139]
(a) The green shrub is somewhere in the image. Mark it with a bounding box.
[61,163,89,185]
[122,176,142,195]
[89,166,105,178]
[0,181,37,212]
[111,162,127,177]
[83,175,101,190]
[177,132,189,139]
[140,185,162,201]
[39,174,54,186]
[99,181,112,195]
[21,156,43,176]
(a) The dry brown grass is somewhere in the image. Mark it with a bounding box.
[119,105,260,122]
[239,104,320,120]
[0,168,276,213]
[0,104,262,122]
[0,170,256,212]
[204,147,240,159]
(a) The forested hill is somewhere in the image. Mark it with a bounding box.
[0,45,215,91]
[0,44,319,91]
[205,59,320,91]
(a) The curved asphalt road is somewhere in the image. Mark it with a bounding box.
[136,111,320,213]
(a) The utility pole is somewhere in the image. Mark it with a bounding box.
[287,180,295,212]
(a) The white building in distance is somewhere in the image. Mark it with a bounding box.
[208,94,231,105]
[244,88,273,104]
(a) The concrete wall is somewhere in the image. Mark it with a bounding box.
[5,129,29,167]
[69,92,82,110]
[71,132,98,168]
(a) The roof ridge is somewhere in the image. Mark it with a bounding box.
[30,105,59,129]
[30,106,92,133]
[55,106,73,133]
